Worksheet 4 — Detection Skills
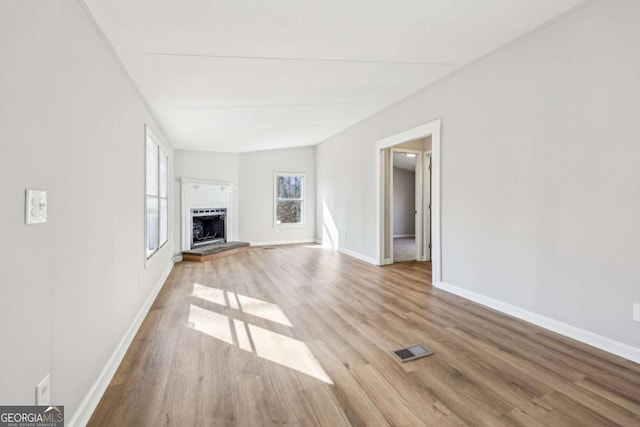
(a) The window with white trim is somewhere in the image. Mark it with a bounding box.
[146,128,168,259]
[274,173,304,226]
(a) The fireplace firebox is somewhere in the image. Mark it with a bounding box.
[191,208,226,248]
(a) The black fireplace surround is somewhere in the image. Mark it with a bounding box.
[191,208,226,248]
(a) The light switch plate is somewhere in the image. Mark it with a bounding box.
[25,189,47,224]
[634,303,640,322]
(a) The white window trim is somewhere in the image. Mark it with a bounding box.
[145,125,169,263]
[274,172,305,228]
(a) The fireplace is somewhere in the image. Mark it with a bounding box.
[191,208,226,248]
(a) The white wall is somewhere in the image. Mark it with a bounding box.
[0,0,175,418]
[239,147,316,245]
[393,167,416,236]
[173,150,240,252]
[316,0,640,351]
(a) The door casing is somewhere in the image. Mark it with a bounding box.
[374,119,442,284]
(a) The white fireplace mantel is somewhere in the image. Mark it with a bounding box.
[180,178,237,251]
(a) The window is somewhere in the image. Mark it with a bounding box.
[146,128,168,259]
[274,173,304,226]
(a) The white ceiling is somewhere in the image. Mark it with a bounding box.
[394,153,417,172]
[83,0,585,152]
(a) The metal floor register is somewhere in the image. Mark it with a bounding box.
[391,344,434,362]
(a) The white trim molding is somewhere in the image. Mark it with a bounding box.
[435,281,640,364]
[250,239,316,247]
[375,118,441,280]
[393,234,416,238]
[68,261,176,427]
[338,247,378,265]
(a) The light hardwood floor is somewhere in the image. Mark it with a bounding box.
[89,245,640,426]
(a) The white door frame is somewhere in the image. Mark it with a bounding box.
[389,148,423,263]
[375,119,442,284]
[423,151,432,261]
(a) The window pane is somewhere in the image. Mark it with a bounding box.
[159,151,168,198]
[146,139,159,196]
[276,200,303,224]
[277,175,302,199]
[159,198,168,245]
[147,196,159,256]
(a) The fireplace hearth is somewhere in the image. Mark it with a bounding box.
[191,208,226,248]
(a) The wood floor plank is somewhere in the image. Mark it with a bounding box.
[576,377,640,415]
[88,245,640,426]
[328,370,391,427]
[352,363,427,426]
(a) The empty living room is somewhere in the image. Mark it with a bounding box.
[2,0,640,426]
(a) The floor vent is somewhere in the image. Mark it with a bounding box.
[391,344,433,363]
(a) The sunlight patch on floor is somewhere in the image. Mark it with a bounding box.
[187,288,332,384]
[237,294,293,327]
[192,283,226,306]
[227,291,240,310]
[192,284,292,327]
[187,304,233,345]
[234,318,253,352]
[249,323,333,384]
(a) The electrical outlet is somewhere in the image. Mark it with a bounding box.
[633,303,640,322]
[36,374,50,405]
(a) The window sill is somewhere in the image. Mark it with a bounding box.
[145,240,169,268]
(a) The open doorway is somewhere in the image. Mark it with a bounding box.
[392,150,418,262]
[375,119,441,283]
[388,140,430,264]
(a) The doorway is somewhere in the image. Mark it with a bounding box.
[375,119,442,283]
[391,150,419,262]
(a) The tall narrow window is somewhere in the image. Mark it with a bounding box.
[274,173,304,226]
[146,128,168,259]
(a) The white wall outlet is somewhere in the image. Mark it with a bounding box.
[25,189,47,224]
[36,374,51,405]
[633,303,640,322]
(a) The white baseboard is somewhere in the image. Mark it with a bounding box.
[314,238,323,245]
[337,247,377,265]
[68,261,175,427]
[172,254,183,263]
[250,239,316,247]
[383,258,393,265]
[435,281,640,364]
[393,234,415,238]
